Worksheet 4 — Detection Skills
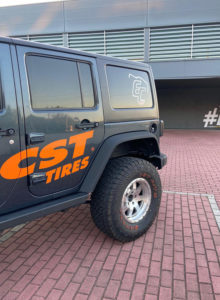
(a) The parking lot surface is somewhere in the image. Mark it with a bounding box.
[0,130,219,300]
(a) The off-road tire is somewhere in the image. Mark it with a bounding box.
[90,157,162,242]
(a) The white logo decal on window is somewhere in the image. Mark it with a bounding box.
[129,74,148,105]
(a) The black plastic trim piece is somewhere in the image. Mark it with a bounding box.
[29,173,47,185]
[0,128,15,136]
[149,153,167,169]
[0,192,89,231]
[160,153,167,168]
[27,132,45,145]
[75,121,99,129]
[80,131,160,194]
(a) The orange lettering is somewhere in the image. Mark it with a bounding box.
[46,169,56,184]
[55,166,61,181]
[80,156,89,170]
[39,139,68,170]
[61,163,72,178]
[72,159,81,173]
[0,131,94,182]
[0,148,39,180]
[69,130,94,159]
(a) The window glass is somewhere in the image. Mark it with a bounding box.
[26,55,82,109]
[106,66,153,109]
[78,62,95,108]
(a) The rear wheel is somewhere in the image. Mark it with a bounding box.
[90,157,162,242]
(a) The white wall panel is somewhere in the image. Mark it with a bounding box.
[64,0,147,32]
[148,0,220,27]
[0,2,64,36]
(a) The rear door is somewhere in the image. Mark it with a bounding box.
[0,43,20,207]
[17,45,104,197]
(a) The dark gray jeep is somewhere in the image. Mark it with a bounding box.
[0,36,166,242]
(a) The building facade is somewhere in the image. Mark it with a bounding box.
[1,0,220,129]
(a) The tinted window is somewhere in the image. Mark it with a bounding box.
[26,55,82,109]
[107,66,153,109]
[78,62,95,108]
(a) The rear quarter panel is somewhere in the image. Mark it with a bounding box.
[97,57,159,123]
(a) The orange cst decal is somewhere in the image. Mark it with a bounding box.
[0,130,94,184]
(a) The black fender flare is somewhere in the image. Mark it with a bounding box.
[80,131,166,194]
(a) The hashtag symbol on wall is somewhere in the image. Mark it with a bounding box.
[203,108,218,128]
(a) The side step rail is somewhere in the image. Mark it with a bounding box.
[0,192,89,231]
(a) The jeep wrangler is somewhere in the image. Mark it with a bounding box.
[0,37,166,242]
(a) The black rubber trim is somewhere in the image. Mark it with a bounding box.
[0,193,89,232]
[160,153,167,168]
[149,153,167,169]
[80,131,160,194]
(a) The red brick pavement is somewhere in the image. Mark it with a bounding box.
[0,130,219,300]
[160,130,220,204]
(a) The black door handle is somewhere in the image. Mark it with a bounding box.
[27,133,45,145]
[29,173,47,185]
[0,128,15,136]
[75,121,99,130]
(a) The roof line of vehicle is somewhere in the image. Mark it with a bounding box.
[0,35,148,67]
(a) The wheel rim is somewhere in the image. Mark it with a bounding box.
[121,178,152,223]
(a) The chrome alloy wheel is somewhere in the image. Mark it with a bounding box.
[121,178,152,223]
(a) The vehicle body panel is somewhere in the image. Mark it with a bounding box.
[16,45,104,197]
[0,43,21,209]
[0,37,166,230]
[97,57,159,123]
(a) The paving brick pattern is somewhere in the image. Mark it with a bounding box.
[0,130,219,299]
[160,130,220,205]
